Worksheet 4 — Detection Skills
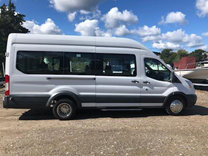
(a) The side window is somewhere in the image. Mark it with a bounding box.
[96,54,136,76]
[144,58,171,81]
[64,53,95,75]
[16,51,64,74]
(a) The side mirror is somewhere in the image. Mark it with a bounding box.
[168,72,174,82]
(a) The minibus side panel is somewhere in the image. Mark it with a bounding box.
[95,47,142,107]
[10,44,96,108]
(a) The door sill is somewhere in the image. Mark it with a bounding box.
[101,107,143,111]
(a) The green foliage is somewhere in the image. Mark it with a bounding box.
[188,49,207,62]
[160,48,207,64]
[169,52,177,63]
[174,49,188,62]
[160,49,174,64]
[160,49,179,65]
[0,0,29,65]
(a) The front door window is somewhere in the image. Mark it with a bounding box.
[144,58,171,82]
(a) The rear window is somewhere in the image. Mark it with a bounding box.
[16,51,95,75]
[16,51,64,74]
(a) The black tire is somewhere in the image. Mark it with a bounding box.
[165,96,185,116]
[53,99,76,120]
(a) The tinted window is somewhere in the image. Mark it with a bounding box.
[96,54,136,76]
[144,58,171,81]
[17,51,64,74]
[16,51,136,76]
[64,53,95,75]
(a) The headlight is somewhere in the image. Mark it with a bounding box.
[186,80,193,89]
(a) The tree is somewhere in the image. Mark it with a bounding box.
[169,52,177,64]
[176,49,188,61]
[160,49,178,65]
[0,0,29,73]
[173,49,188,62]
[160,48,207,65]
[188,49,207,62]
[160,49,173,64]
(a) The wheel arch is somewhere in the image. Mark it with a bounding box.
[46,92,82,109]
[163,92,187,108]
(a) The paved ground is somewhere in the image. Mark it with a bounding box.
[0,88,208,156]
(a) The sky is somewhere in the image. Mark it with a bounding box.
[1,0,208,52]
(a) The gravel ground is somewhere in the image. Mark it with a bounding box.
[0,88,208,156]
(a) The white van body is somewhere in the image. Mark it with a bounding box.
[3,34,197,119]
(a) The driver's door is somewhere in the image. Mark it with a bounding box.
[140,55,174,106]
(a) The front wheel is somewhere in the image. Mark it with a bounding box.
[165,96,185,115]
[53,99,76,120]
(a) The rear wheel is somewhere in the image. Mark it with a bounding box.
[165,96,185,115]
[53,99,76,120]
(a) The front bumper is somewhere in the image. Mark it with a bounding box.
[186,94,197,107]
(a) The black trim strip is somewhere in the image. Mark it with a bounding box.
[4,94,167,109]
[140,96,165,103]
[96,95,139,103]
[80,95,165,103]
[79,95,96,103]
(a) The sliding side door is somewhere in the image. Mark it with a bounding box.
[95,47,141,107]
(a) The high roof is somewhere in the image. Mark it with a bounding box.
[8,33,149,51]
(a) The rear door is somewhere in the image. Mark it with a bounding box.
[140,54,174,107]
[95,47,141,107]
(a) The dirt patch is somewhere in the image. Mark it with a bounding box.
[0,87,4,108]
[0,88,208,156]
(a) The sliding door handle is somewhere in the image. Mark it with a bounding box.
[143,81,151,84]
[132,80,139,84]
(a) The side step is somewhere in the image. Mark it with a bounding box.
[101,108,143,111]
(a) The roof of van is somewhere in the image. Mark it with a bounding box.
[8,33,150,51]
